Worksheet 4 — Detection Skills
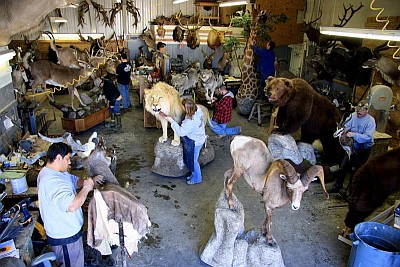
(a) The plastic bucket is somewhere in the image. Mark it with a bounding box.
[348,222,400,267]
[10,176,28,194]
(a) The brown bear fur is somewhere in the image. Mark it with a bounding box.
[265,77,341,163]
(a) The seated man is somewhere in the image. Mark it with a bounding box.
[329,100,376,198]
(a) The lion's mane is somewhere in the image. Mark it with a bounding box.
[145,82,184,122]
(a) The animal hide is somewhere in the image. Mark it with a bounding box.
[87,184,151,255]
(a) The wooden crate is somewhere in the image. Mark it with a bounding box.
[61,108,110,133]
[369,131,392,160]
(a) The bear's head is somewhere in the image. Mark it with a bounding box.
[265,76,294,107]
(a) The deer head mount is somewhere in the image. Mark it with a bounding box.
[201,48,215,69]
[207,18,232,50]
[139,26,157,53]
[176,12,203,50]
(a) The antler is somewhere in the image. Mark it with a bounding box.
[209,18,216,31]
[91,1,110,27]
[78,1,89,27]
[333,2,364,27]
[126,0,141,28]
[109,2,122,26]
[307,10,322,25]
[77,29,88,42]
[176,11,188,30]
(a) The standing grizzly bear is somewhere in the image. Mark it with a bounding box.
[265,77,341,163]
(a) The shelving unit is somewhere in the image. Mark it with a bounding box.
[195,1,220,23]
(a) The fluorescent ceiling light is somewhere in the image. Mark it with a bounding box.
[41,33,104,41]
[51,17,68,23]
[219,0,248,7]
[173,0,189,4]
[320,27,400,42]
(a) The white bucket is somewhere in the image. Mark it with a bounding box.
[10,176,28,194]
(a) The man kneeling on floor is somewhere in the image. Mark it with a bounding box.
[208,85,241,138]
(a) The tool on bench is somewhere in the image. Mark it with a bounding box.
[0,198,33,242]
[3,198,33,227]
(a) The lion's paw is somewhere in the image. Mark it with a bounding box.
[159,136,167,143]
[171,140,180,146]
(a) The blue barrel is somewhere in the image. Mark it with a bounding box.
[348,222,400,267]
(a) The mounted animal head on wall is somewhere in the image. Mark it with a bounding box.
[207,18,233,50]
[201,48,215,70]
[139,26,156,52]
[155,15,166,38]
[176,13,203,50]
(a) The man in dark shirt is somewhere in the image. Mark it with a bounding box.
[252,40,276,90]
[208,85,241,138]
[116,53,132,109]
[97,78,123,130]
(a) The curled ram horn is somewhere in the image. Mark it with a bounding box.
[277,159,299,184]
[300,165,329,199]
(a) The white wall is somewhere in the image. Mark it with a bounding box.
[306,0,400,28]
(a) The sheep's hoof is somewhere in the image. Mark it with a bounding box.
[266,239,277,246]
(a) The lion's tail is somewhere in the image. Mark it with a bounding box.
[198,104,214,128]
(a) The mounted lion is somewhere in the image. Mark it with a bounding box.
[145,82,211,146]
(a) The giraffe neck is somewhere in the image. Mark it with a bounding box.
[237,27,259,99]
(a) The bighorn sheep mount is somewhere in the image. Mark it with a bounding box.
[224,136,329,245]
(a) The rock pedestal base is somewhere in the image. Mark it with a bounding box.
[151,139,215,177]
[200,190,285,267]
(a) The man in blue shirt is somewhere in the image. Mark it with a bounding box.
[252,40,276,90]
[329,100,376,198]
[116,53,132,110]
[38,143,104,266]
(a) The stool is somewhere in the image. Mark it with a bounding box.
[248,100,274,126]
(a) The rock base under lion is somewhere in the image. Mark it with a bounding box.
[151,139,215,177]
[200,190,285,267]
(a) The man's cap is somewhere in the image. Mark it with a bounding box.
[219,85,227,91]
[355,100,369,111]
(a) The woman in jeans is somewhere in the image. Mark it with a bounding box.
[160,99,206,185]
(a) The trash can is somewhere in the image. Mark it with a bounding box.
[348,222,400,267]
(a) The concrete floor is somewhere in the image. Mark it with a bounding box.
[40,91,396,267]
